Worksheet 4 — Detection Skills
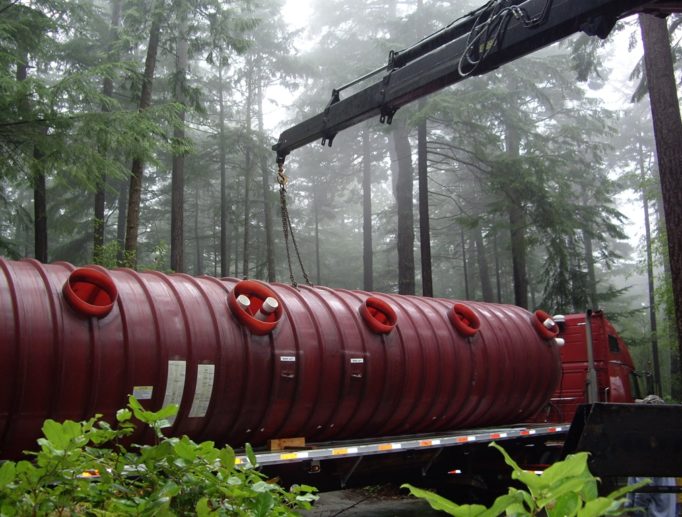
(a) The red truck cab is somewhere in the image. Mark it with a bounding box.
[539,311,638,424]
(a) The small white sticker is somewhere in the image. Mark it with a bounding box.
[133,386,154,400]
[350,358,364,364]
[189,364,215,418]
[280,356,296,362]
[162,360,187,425]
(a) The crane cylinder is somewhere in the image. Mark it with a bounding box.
[0,258,561,458]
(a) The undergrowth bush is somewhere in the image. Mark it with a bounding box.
[0,397,317,516]
[403,442,647,517]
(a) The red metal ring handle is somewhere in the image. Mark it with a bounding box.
[360,296,397,334]
[532,309,559,339]
[62,268,118,318]
[449,303,480,337]
[227,280,283,336]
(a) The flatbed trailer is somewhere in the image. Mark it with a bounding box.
[236,421,568,489]
[235,403,682,491]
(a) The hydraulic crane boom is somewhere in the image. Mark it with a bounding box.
[272,0,681,164]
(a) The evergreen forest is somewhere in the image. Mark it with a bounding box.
[1,0,681,398]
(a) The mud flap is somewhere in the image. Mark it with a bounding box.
[561,403,682,477]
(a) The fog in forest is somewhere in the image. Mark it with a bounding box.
[1,0,680,396]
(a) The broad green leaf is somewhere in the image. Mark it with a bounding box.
[538,476,593,507]
[515,470,545,493]
[252,480,277,493]
[116,409,132,423]
[227,476,243,486]
[541,452,590,485]
[219,445,236,471]
[173,437,197,461]
[252,492,274,517]
[127,396,147,421]
[506,502,530,516]
[580,477,599,501]
[546,492,580,517]
[150,404,179,421]
[607,478,649,500]
[481,491,526,517]
[0,461,15,487]
[295,492,319,503]
[158,481,180,499]
[42,419,71,450]
[578,497,619,517]
[245,443,258,468]
[402,483,487,516]
[196,498,214,517]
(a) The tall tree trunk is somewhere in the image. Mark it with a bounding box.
[94,0,122,263]
[643,178,662,395]
[18,54,48,262]
[218,62,231,277]
[257,75,276,282]
[171,13,188,273]
[508,200,528,308]
[241,63,254,278]
[493,230,502,303]
[417,109,433,297]
[362,124,373,291]
[313,187,321,285]
[582,229,598,308]
[637,137,663,395]
[505,121,528,308]
[33,158,47,263]
[652,164,679,398]
[195,185,204,275]
[392,118,415,295]
[639,13,682,392]
[460,227,470,299]
[233,225,240,277]
[116,177,127,262]
[123,4,163,268]
[474,225,494,302]
[581,188,598,309]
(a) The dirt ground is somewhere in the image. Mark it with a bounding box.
[301,484,445,516]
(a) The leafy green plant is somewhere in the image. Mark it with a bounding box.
[402,442,648,517]
[0,396,317,516]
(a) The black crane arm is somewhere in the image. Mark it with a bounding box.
[272,0,681,164]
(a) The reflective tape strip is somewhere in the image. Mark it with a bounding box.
[332,447,359,456]
[278,452,310,461]
[234,424,569,466]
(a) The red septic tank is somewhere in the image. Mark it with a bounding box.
[0,258,561,458]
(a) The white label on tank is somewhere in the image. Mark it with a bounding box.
[133,386,153,400]
[189,364,215,418]
[350,358,364,364]
[280,356,296,362]
[162,360,187,425]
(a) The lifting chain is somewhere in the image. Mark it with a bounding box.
[277,161,312,288]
